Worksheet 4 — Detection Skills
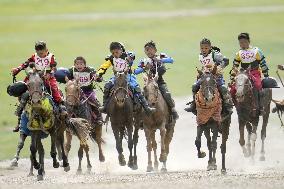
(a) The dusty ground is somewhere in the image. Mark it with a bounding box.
[1,88,284,189]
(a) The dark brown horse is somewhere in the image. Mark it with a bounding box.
[26,72,70,181]
[142,73,174,172]
[64,79,105,174]
[106,72,137,169]
[234,70,272,161]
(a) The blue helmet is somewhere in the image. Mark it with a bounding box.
[54,67,71,84]
[262,77,279,88]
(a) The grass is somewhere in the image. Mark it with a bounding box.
[0,0,284,160]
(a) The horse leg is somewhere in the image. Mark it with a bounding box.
[95,125,105,162]
[211,123,218,170]
[204,126,213,171]
[64,130,72,157]
[132,126,139,170]
[260,110,269,161]
[145,128,153,172]
[246,123,252,157]
[59,131,70,172]
[28,154,34,177]
[83,143,92,173]
[250,117,259,162]
[160,126,167,172]
[127,125,134,169]
[77,144,84,175]
[164,125,174,156]
[37,139,44,181]
[11,133,27,167]
[30,132,40,170]
[221,120,230,174]
[239,120,248,157]
[195,126,206,158]
[151,130,158,171]
[50,133,59,168]
[113,127,125,166]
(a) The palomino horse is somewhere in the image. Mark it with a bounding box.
[195,71,228,172]
[25,72,70,181]
[106,72,138,169]
[64,79,105,174]
[142,73,174,172]
[234,69,271,161]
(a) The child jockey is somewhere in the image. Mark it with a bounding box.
[229,33,269,115]
[68,56,103,125]
[96,42,155,115]
[11,41,67,132]
[134,40,179,120]
[185,38,233,115]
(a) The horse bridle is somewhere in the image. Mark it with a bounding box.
[113,86,129,102]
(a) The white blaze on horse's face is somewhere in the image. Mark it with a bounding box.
[145,79,159,107]
[236,73,248,102]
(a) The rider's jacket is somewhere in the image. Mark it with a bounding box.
[69,66,96,92]
[232,46,269,76]
[199,50,228,73]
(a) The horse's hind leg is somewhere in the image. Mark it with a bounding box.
[59,131,70,172]
[260,110,269,161]
[195,126,206,158]
[37,140,45,181]
[28,154,34,177]
[239,120,249,157]
[211,123,218,170]
[164,124,175,156]
[64,130,72,157]
[94,125,105,162]
[250,117,260,162]
[83,143,92,173]
[11,133,27,167]
[221,119,230,174]
[159,127,167,172]
[77,144,84,175]
[151,130,158,171]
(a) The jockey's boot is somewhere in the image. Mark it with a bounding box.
[99,82,112,114]
[159,84,179,120]
[135,87,155,116]
[184,95,197,115]
[14,92,29,132]
[218,86,233,115]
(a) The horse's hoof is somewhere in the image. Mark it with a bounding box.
[10,161,18,167]
[154,162,159,171]
[212,164,217,170]
[37,175,44,181]
[53,162,60,168]
[99,155,105,162]
[86,168,92,174]
[198,152,206,158]
[147,166,154,172]
[64,165,70,172]
[118,155,126,166]
[159,154,167,163]
[132,164,138,170]
[221,169,227,175]
[161,167,167,173]
[259,156,265,161]
[27,172,34,177]
[76,169,82,175]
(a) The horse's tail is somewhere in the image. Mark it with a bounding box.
[66,118,91,143]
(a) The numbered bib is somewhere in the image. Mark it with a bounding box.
[199,52,214,72]
[74,72,91,86]
[34,53,53,71]
[239,48,257,63]
[113,58,128,72]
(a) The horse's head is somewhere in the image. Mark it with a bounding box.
[199,72,217,103]
[143,73,159,107]
[65,79,81,106]
[114,71,128,107]
[235,69,251,102]
[27,72,44,104]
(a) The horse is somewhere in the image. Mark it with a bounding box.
[25,71,70,180]
[106,71,137,169]
[234,69,272,161]
[142,73,175,172]
[194,71,226,172]
[64,79,105,174]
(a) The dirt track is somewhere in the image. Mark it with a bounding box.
[1,89,284,189]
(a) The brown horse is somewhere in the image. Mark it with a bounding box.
[142,73,174,172]
[234,69,272,161]
[106,72,138,169]
[26,72,70,181]
[64,79,105,174]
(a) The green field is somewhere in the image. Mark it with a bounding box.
[1,0,284,160]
